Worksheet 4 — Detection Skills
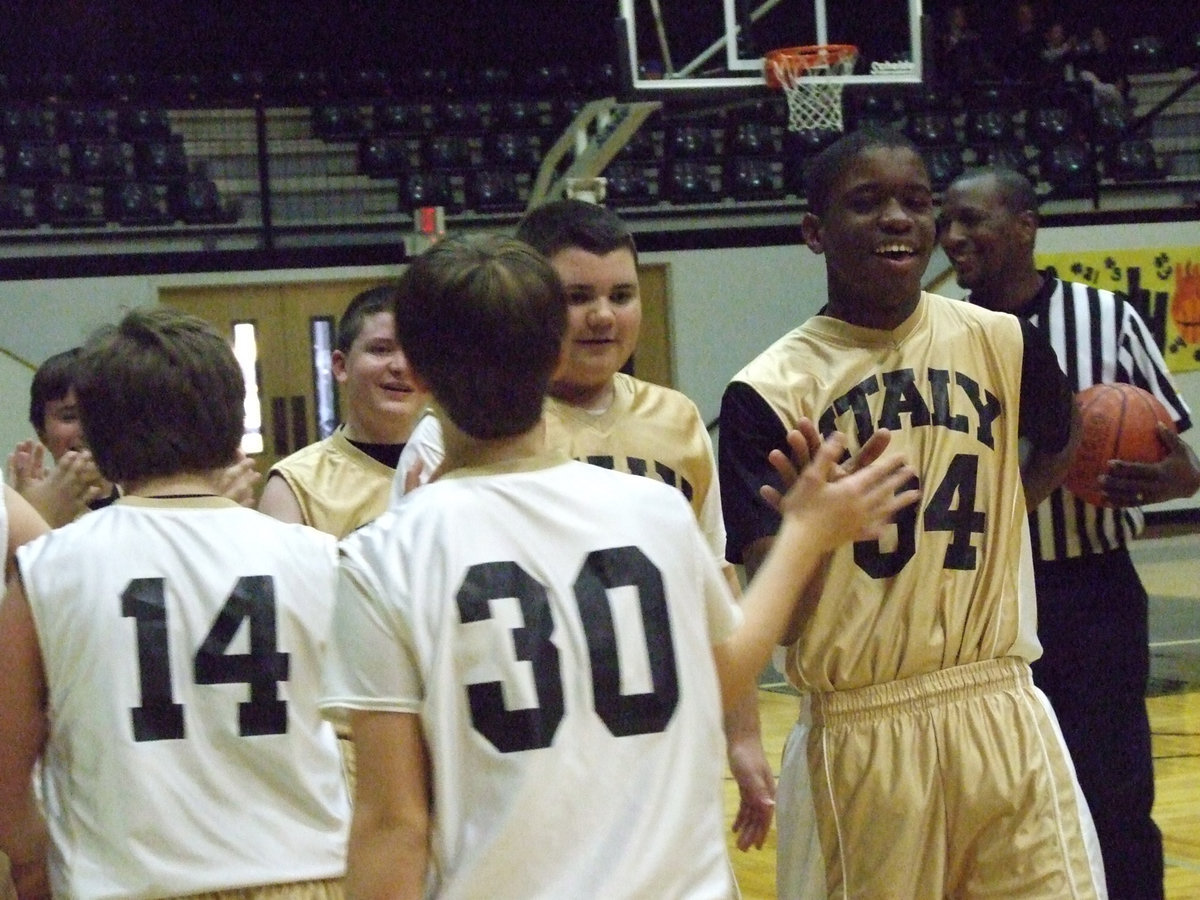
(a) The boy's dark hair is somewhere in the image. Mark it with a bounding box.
[336,283,400,354]
[803,126,924,217]
[394,235,566,440]
[955,165,1040,217]
[515,199,638,263]
[29,347,81,433]
[74,307,244,484]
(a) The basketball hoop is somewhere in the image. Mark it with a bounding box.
[765,44,859,133]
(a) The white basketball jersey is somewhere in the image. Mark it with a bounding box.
[324,455,740,900]
[19,496,350,899]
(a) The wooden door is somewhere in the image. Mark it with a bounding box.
[160,279,383,476]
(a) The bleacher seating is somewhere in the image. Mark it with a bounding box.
[0,45,1196,236]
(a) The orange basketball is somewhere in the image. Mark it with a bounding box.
[1064,383,1176,507]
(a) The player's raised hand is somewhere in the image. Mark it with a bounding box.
[759,422,900,511]
[773,428,919,549]
[216,449,262,507]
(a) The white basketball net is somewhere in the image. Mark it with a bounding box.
[769,46,858,133]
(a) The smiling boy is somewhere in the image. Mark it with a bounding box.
[718,127,1105,898]
[259,284,428,538]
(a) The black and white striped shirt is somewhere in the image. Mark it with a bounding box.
[984,273,1193,561]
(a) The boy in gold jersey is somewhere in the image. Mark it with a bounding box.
[719,128,1106,898]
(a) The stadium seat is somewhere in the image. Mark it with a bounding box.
[466,169,529,213]
[312,104,367,142]
[359,136,420,178]
[117,105,172,142]
[495,98,557,131]
[134,138,190,182]
[0,183,38,227]
[965,109,1017,148]
[727,121,785,157]
[397,171,459,213]
[487,131,544,170]
[1126,34,1169,74]
[0,106,55,142]
[424,134,484,169]
[437,100,492,133]
[57,106,116,141]
[1026,103,1077,149]
[8,141,70,183]
[726,156,787,201]
[1105,139,1158,180]
[602,161,660,206]
[979,143,1031,176]
[668,124,724,160]
[922,146,965,191]
[1039,139,1094,197]
[665,160,724,203]
[70,140,134,182]
[374,101,432,136]
[38,182,105,227]
[904,111,958,147]
[168,177,240,224]
[105,180,173,225]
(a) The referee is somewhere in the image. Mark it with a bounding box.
[940,165,1200,900]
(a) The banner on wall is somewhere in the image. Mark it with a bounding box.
[1036,247,1200,374]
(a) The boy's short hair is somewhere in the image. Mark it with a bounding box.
[803,126,924,217]
[74,307,244,484]
[394,234,566,440]
[29,347,81,433]
[336,283,400,354]
[515,199,638,263]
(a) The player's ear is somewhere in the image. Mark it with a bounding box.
[330,349,348,382]
[1015,209,1038,248]
[801,212,825,254]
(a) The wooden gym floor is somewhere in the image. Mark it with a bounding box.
[724,525,1200,899]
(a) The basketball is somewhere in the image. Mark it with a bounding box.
[1064,383,1177,507]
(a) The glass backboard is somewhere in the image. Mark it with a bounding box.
[617,0,924,92]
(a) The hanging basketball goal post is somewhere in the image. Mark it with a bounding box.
[764,43,858,132]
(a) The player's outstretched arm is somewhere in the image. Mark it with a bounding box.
[345,710,431,900]
[0,578,51,900]
[712,429,918,711]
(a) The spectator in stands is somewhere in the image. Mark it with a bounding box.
[1040,19,1079,85]
[1002,1,1045,84]
[935,4,1002,90]
[1077,25,1132,108]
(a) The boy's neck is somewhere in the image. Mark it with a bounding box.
[549,378,616,414]
[123,470,225,498]
[441,418,547,471]
[342,414,414,446]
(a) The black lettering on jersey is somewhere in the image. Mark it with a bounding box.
[819,375,880,445]
[820,368,1001,450]
[457,550,680,754]
[928,369,970,433]
[457,561,565,753]
[953,372,1001,450]
[576,546,679,736]
[879,368,932,431]
[194,575,290,736]
[122,578,186,741]
[122,576,290,742]
[852,452,986,577]
[579,456,694,504]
